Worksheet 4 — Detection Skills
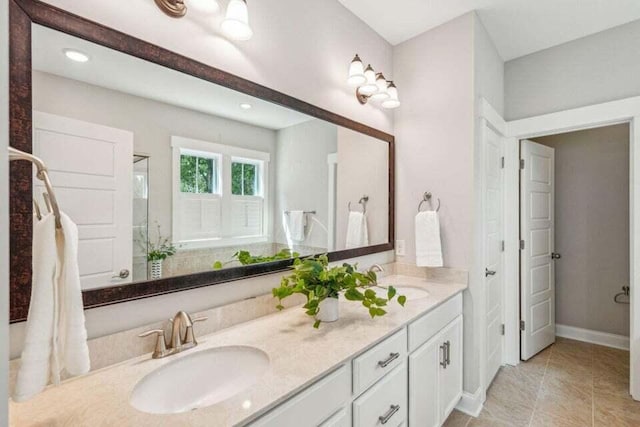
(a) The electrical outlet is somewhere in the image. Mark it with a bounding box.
[395,239,406,256]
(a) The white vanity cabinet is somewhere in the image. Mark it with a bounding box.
[407,294,463,427]
[249,293,463,427]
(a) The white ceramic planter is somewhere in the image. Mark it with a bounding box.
[316,297,339,323]
[150,260,163,280]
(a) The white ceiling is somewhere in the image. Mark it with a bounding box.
[32,25,312,131]
[338,0,640,60]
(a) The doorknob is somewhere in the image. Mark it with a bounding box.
[112,269,130,279]
[485,268,496,277]
[551,253,562,260]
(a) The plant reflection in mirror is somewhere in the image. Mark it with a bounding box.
[272,254,407,328]
[147,222,178,261]
[213,248,299,269]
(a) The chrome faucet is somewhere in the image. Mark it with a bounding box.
[139,311,208,359]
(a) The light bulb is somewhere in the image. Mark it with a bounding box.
[370,73,390,100]
[382,81,400,109]
[221,0,253,41]
[186,0,219,13]
[347,54,366,87]
[63,49,90,63]
[357,64,378,96]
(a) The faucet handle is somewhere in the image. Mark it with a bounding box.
[183,316,208,348]
[138,329,169,359]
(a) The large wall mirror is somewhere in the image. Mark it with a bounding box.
[9,0,394,322]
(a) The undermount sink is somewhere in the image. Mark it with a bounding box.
[376,285,430,301]
[130,346,270,414]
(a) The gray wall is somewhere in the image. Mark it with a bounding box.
[505,19,640,120]
[393,12,475,269]
[393,11,506,396]
[534,124,630,336]
[336,127,389,249]
[274,119,336,249]
[1,0,9,423]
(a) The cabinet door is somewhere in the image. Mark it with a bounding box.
[438,316,463,422]
[408,335,441,427]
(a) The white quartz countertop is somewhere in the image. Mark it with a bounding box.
[9,275,466,427]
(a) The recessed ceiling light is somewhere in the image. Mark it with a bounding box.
[63,49,90,63]
[240,103,252,110]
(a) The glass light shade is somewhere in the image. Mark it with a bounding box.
[186,0,219,13]
[382,82,400,109]
[370,73,390,100]
[221,0,253,41]
[358,64,378,96]
[347,54,366,87]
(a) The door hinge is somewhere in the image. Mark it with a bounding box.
[520,320,525,331]
[520,159,525,169]
[520,240,525,250]
[501,240,505,252]
[501,156,505,169]
[500,324,505,335]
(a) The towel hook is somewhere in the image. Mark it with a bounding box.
[348,195,369,214]
[418,192,440,213]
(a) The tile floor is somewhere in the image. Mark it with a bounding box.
[444,337,639,426]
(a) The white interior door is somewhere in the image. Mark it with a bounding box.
[520,139,556,360]
[33,111,133,290]
[484,125,505,386]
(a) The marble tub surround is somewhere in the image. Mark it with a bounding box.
[10,275,466,427]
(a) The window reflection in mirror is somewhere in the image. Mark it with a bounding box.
[30,23,390,289]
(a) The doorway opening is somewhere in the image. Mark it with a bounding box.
[519,123,630,361]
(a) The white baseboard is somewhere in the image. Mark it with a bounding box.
[455,388,483,417]
[556,324,629,350]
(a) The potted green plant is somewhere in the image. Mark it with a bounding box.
[147,224,177,279]
[272,254,406,328]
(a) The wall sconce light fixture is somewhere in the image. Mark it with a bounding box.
[347,54,400,109]
[154,0,253,41]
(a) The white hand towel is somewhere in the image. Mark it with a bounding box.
[57,213,90,377]
[14,214,58,402]
[346,211,369,249]
[14,212,90,402]
[287,210,306,242]
[415,211,443,267]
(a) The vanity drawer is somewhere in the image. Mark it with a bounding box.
[250,365,350,427]
[352,328,407,396]
[352,363,407,427]
[408,293,462,352]
[320,408,351,427]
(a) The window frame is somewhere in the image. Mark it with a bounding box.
[171,136,270,249]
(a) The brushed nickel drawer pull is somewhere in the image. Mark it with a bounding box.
[440,343,447,368]
[379,404,400,424]
[445,340,451,366]
[378,352,400,368]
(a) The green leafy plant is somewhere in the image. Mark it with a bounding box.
[272,254,407,328]
[213,248,299,269]
[147,223,177,262]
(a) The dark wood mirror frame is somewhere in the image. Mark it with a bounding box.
[8,0,395,322]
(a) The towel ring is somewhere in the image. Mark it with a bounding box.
[418,192,440,213]
[349,195,369,214]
